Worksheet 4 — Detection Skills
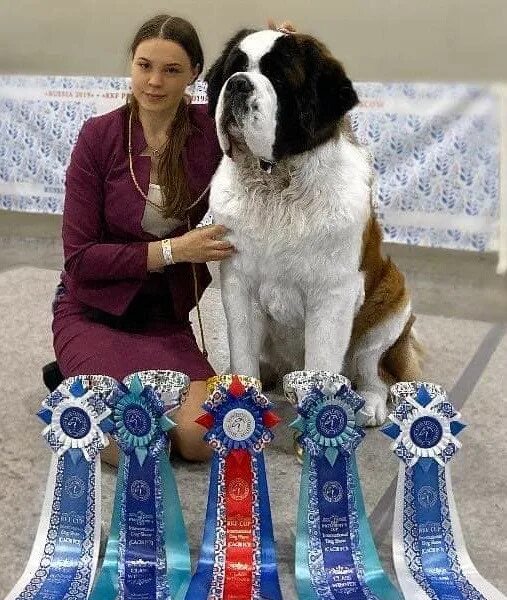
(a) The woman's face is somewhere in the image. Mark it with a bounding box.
[131,38,199,115]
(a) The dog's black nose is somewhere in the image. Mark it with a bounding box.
[226,74,254,96]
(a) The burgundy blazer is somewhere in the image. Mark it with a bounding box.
[61,103,222,319]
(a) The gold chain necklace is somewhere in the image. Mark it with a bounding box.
[128,111,167,212]
[147,142,166,158]
[127,109,210,358]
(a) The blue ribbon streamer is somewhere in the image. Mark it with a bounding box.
[121,453,160,599]
[256,453,283,600]
[91,452,191,600]
[89,454,126,600]
[315,452,369,598]
[350,456,401,600]
[410,461,485,599]
[295,452,321,600]
[22,453,95,599]
[160,451,191,600]
[297,451,401,600]
[184,454,220,599]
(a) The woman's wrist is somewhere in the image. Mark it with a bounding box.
[169,235,185,263]
[146,236,188,271]
[147,241,165,272]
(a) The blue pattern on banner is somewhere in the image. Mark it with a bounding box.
[351,83,500,252]
[0,77,500,250]
[0,76,206,216]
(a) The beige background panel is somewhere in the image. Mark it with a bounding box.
[1,0,506,81]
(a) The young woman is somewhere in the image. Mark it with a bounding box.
[52,14,294,465]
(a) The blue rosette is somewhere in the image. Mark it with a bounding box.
[185,374,283,600]
[284,370,402,600]
[5,375,116,600]
[90,369,191,600]
[383,381,506,600]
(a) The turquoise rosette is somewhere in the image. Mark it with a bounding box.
[109,373,183,464]
[284,370,402,600]
[287,375,365,466]
[90,370,191,600]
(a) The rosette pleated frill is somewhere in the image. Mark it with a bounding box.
[185,374,283,600]
[90,370,192,600]
[382,381,507,600]
[284,370,402,600]
[5,375,117,600]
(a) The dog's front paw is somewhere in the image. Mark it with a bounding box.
[356,391,388,427]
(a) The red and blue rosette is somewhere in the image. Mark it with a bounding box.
[186,374,283,600]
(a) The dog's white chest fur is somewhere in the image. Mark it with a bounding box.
[210,132,372,327]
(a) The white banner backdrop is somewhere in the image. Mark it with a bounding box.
[0,75,505,270]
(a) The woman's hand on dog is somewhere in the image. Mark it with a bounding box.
[171,225,235,263]
[267,19,297,34]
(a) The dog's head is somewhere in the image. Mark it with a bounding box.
[205,29,359,166]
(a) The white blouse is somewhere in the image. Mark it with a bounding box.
[141,184,183,238]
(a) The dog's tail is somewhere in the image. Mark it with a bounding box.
[379,313,425,386]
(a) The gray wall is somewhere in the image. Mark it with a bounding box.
[1,0,506,82]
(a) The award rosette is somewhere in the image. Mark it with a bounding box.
[186,374,283,600]
[284,370,402,600]
[6,375,117,600]
[90,370,191,600]
[382,381,506,600]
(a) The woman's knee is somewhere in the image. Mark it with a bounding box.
[171,422,212,462]
[169,379,212,462]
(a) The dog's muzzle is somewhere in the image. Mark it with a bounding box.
[225,73,254,98]
[223,74,255,122]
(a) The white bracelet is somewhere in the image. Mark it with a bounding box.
[161,238,174,265]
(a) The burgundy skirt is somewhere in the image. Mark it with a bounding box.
[52,283,215,383]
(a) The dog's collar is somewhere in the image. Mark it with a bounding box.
[259,158,275,173]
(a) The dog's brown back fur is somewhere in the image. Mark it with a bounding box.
[350,215,423,386]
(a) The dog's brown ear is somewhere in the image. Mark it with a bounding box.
[205,29,255,116]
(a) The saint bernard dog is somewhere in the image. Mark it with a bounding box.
[205,29,422,425]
